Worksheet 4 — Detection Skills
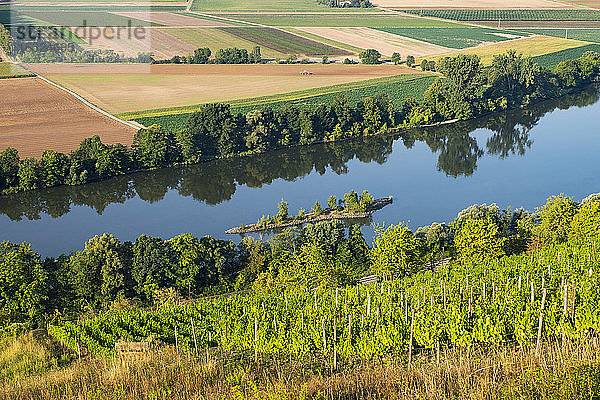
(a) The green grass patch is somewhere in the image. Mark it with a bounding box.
[203,13,461,27]
[176,12,253,26]
[0,62,34,78]
[399,9,600,22]
[523,29,600,44]
[219,27,352,56]
[374,27,526,49]
[128,74,437,132]
[531,43,600,69]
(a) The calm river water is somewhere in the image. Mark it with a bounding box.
[1,88,599,256]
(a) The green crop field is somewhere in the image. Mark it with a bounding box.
[206,13,461,27]
[400,9,600,22]
[374,27,525,49]
[0,62,34,78]
[54,27,86,44]
[220,27,352,56]
[129,74,437,132]
[524,29,600,44]
[159,27,288,59]
[15,11,156,27]
[531,43,600,68]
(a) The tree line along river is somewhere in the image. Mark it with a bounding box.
[1,86,599,256]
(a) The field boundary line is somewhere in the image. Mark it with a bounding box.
[186,11,268,27]
[16,63,141,131]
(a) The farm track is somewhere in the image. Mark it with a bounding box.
[0,77,136,158]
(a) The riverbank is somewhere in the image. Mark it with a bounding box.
[226,197,392,234]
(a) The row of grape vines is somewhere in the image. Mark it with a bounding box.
[48,241,599,360]
[400,9,600,21]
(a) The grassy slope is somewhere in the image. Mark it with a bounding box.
[531,43,600,68]
[220,27,352,56]
[158,27,288,59]
[201,13,461,27]
[419,36,590,65]
[374,27,525,49]
[130,74,437,132]
[0,63,34,78]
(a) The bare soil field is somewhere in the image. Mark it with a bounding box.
[113,12,233,27]
[0,77,136,158]
[32,64,419,113]
[296,27,451,57]
[376,0,577,8]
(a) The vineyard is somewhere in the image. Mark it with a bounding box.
[49,240,599,361]
[399,9,600,21]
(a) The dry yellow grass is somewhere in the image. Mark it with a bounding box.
[2,336,600,400]
[36,64,414,114]
[419,35,590,65]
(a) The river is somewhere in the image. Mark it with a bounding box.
[1,87,599,256]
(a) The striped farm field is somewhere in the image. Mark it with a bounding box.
[399,9,600,21]
[219,27,352,56]
[205,13,461,27]
[159,27,288,58]
[531,43,600,68]
[295,27,451,57]
[130,74,437,132]
[190,0,376,11]
[374,27,526,49]
[419,35,590,65]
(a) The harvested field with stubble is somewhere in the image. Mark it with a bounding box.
[30,63,418,114]
[296,27,451,57]
[0,77,136,158]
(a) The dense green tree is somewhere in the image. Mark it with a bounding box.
[488,50,546,107]
[359,48,381,65]
[311,200,323,215]
[570,201,600,243]
[245,108,279,152]
[95,144,133,179]
[193,47,211,64]
[327,195,337,211]
[406,55,415,67]
[131,235,177,300]
[0,147,20,191]
[168,233,203,298]
[415,222,451,260]
[0,242,48,327]
[39,150,69,188]
[453,216,506,264]
[533,194,578,245]
[17,158,41,191]
[68,233,127,308]
[276,198,289,222]
[371,223,422,279]
[133,125,177,168]
[391,52,401,65]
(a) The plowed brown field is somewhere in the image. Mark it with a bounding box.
[0,77,136,158]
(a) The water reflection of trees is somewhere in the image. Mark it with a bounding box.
[0,87,597,221]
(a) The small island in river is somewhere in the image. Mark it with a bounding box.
[226,190,392,234]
